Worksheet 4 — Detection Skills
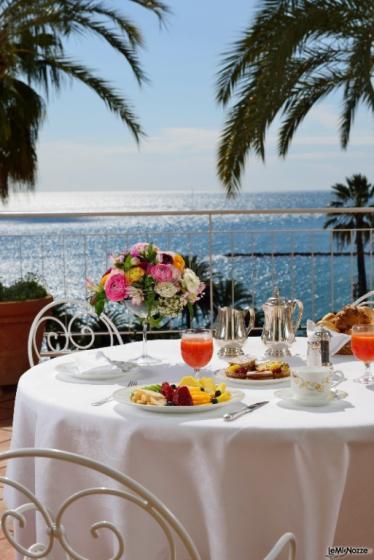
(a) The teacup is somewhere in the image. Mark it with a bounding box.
[291,366,335,404]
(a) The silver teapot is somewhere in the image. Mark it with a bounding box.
[261,287,303,357]
[214,306,255,358]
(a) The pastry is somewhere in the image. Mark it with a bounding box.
[334,305,372,332]
[225,360,290,380]
[316,304,374,355]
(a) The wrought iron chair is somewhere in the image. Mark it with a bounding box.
[0,448,296,560]
[353,290,374,307]
[27,298,123,367]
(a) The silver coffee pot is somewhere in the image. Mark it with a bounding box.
[214,306,255,358]
[261,287,303,357]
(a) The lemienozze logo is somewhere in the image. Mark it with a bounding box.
[326,546,373,559]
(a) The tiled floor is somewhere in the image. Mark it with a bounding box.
[0,386,16,560]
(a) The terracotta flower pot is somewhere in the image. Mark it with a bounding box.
[0,295,53,386]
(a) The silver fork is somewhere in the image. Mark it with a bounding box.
[91,379,137,406]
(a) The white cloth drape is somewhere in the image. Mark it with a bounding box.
[4,338,374,559]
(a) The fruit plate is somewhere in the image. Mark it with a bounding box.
[112,386,245,413]
[215,369,290,386]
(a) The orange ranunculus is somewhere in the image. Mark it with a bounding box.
[173,254,185,271]
[100,273,110,286]
[126,266,145,283]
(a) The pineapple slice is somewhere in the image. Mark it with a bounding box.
[178,376,199,387]
[199,377,216,394]
[217,382,227,394]
[217,391,231,403]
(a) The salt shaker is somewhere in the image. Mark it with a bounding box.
[307,327,332,367]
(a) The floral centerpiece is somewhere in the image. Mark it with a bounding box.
[87,243,205,364]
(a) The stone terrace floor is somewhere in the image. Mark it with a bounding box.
[0,386,16,560]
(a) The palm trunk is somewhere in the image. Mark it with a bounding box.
[0,163,9,201]
[356,229,368,297]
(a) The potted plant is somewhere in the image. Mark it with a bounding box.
[0,275,52,386]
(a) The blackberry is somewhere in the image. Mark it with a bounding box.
[215,390,222,397]
[171,384,176,389]
[211,398,218,404]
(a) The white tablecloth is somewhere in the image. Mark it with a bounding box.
[5,338,374,560]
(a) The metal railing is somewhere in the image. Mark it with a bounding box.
[1,207,373,330]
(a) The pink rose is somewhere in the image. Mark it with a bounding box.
[104,271,129,302]
[149,264,173,283]
[129,242,159,258]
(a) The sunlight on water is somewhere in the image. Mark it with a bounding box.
[0,190,370,321]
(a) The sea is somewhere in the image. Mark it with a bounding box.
[0,190,370,322]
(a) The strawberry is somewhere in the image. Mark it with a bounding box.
[161,382,174,402]
[173,386,193,406]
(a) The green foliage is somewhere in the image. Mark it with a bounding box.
[182,255,253,327]
[324,174,374,245]
[0,0,169,200]
[123,254,133,272]
[216,0,374,196]
[324,173,374,296]
[93,290,106,316]
[0,274,47,301]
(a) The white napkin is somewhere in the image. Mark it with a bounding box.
[55,351,125,380]
[306,320,351,356]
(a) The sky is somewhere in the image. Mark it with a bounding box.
[34,0,374,194]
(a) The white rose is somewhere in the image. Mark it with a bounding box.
[182,268,200,293]
[129,287,144,305]
[155,282,178,298]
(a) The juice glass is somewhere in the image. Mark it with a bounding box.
[351,324,374,384]
[181,329,213,378]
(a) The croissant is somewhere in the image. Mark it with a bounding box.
[316,305,374,355]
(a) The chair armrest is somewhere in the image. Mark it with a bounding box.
[263,532,296,560]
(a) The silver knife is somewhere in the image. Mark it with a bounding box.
[223,401,269,422]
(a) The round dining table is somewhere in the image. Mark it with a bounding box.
[5,337,374,560]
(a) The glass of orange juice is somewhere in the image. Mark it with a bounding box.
[181,329,214,378]
[351,325,374,384]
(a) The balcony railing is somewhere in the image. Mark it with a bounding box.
[1,207,373,330]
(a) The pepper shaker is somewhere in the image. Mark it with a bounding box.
[307,326,332,367]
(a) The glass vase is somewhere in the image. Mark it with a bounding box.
[126,302,162,366]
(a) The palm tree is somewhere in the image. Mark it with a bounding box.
[324,174,374,297]
[0,0,168,200]
[216,0,374,196]
[183,255,253,327]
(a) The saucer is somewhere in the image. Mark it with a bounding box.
[274,388,348,407]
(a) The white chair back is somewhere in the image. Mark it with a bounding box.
[0,447,202,560]
[264,532,296,560]
[353,290,374,307]
[28,298,123,367]
[1,449,296,560]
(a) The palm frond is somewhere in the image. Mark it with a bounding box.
[66,14,147,85]
[39,57,144,141]
[129,0,170,24]
[279,72,342,156]
[216,0,374,195]
[0,0,168,199]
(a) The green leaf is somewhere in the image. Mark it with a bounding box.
[148,316,161,328]
[94,291,106,316]
[123,254,133,272]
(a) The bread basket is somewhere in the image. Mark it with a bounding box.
[317,291,374,355]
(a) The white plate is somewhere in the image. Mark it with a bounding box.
[216,369,290,386]
[112,386,245,413]
[274,388,348,407]
[55,362,125,381]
